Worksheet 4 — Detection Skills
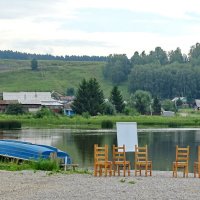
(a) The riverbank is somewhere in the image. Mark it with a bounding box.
[1,113,200,129]
[0,170,200,200]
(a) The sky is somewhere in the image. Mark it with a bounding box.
[1,0,200,57]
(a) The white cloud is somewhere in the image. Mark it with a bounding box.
[0,0,200,56]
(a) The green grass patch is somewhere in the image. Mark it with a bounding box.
[1,111,200,129]
[30,159,60,171]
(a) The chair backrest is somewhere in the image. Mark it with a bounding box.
[135,145,148,162]
[175,145,189,163]
[94,144,108,163]
[113,144,126,162]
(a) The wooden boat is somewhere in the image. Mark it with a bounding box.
[0,139,71,164]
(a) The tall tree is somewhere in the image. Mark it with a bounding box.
[132,90,152,114]
[168,47,184,64]
[103,54,131,84]
[31,58,38,70]
[72,78,104,116]
[109,86,125,113]
[153,47,168,65]
[152,96,161,115]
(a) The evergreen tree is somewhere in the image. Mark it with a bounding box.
[152,96,161,115]
[72,78,104,116]
[109,86,125,113]
[31,58,38,70]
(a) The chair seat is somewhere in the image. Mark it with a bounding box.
[136,161,152,165]
[114,161,130,165]
[173,161,187,166]
[96,161,112,165]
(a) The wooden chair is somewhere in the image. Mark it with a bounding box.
[194,146,200,178]
[94,144,112,177]
[172,145,189,178]
[112,145,130,177]
[134,145,152,176]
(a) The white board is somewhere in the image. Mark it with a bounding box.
[116,122,138,152]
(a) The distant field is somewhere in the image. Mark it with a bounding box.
[0,59,129,98]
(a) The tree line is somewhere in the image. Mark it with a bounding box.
[0,50,107,62]
[72,77,164,116]
[103,43,200,100]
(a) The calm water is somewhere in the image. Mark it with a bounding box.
[0,128,200,171]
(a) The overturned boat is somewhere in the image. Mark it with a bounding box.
[0,140,71,164]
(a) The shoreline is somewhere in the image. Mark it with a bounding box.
[0,170,200,200]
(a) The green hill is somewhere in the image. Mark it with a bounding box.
[0,59,129,99]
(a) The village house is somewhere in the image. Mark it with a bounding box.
[3,92,63,113]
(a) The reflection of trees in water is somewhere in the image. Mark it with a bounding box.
[72,133,117,168]
[143,130,197,171]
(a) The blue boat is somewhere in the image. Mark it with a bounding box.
[0,140,71,164]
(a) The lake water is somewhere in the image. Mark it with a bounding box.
[0,128,200,172]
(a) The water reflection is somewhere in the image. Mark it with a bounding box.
[0,129,200,171]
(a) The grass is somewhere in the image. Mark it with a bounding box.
[1,111,200,129]
[0,59,129,99]
[0,158,91,175]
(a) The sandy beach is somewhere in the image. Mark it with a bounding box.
[0,170,200,200]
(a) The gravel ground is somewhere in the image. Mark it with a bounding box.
[0,170,200,200]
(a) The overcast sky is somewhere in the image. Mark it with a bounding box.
[1,0,200,57]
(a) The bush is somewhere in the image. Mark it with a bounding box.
[34,107,55,118]
[168,122,178,128]
[5,104,26,115]
[0,120,21,129]
[101,120,113,129]
[103,102,116,115]
[82,112,90,119]
[30,159,60,171]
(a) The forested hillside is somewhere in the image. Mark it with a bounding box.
[103,43,200,101]
[2,42,200,102]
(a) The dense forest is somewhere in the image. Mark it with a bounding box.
[0,50,107,62]
[103,43,200,101]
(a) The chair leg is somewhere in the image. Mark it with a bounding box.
[145,164,147,177]
[94,164,97,176]
[150,164,152,176]
[194,164,196,178]
[128,163,130,176]
[186,166,188,178]
[123,164,126,177]
[113,164,116,176]
[118,165,120,176]
[198,164,200,178]
[135,164,137,176]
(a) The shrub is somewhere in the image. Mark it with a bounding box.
[34,107,55,118]
[82,112,90,119]
[101,120,113,129]
[168,122,178,128]
[103,102,116,115]
[30,159,60,171]
[0,120,21,129]
[5,104,26,115]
